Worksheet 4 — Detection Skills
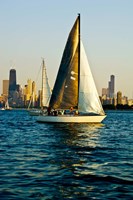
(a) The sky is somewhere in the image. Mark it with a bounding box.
[0,0,133,98]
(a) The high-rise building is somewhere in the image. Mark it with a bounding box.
[8,69,17,97]
[27,79,32,95]
[117,91,122,105]
[110,75,115,97]
[102,88,108,96]
[121,96,128,105]
[32,81,36,107]
[3,80,9,97]
[108,75,115,98]
[23,79,37,107]
[128,99,133,106]
[8,68,17,107]
[32,81,36,95]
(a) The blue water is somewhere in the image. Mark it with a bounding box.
[0,110,133,200]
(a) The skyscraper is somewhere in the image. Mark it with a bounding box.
[3,80,9,97]
[102,88,108,97]
[108,75,115,98]
[32,81,36,107]
[9,69,16,91]
[117,91,122,105]
[27,79,32,95]
[8,69,17,98]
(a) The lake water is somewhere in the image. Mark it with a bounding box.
[0,110,133,199]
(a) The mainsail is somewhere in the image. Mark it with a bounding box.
[49,16,79,109]
[49,15,104,115]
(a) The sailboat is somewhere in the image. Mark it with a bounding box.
[28,59,51,116]
[1,99,12,111]
[37,14,106,123]
[5,99,11,110]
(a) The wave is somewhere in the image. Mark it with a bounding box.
[74,173,133,185]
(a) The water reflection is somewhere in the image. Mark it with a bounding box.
[39,123,106,198]
[48,123,104,148]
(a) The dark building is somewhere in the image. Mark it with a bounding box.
[8,69,24,107]
[108,75,115,98]
[9,69,16,92]
[8,69,17,104]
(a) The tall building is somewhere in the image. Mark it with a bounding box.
[117,91,122,105]
[32,81,36,95]
[128,99,133,106]
[32,81,36,107]
[102,88,108,97]
[23,79,37,107]
[108,75,115,98]
[121,96,128,105]
[8,69,17,97]
[3,80,9,97]
[27,79,32,95]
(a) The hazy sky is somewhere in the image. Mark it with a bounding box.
[0,0,133,98]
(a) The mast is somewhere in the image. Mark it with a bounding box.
[78,13,80,109]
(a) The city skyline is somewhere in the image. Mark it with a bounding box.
[1,69,131,101]
[1,68,133,109]
[0,0,133,98]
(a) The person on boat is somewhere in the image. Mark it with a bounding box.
[70,107,73,113]
[75,110,79,115]
[70,107,76,115]
[47,106,51,115]
[53,109,58,116]
[59,110,64,115]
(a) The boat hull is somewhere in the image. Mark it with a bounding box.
[37,115,106,123]
[28,110,42,116]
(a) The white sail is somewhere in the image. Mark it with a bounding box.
[5,100,9,109]
[78,41,105,115]
[41,59,51,107]
[4,99,12,110]
[28,59,51,117]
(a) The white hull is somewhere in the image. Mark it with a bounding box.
[0,108,5,110]
[0,108,12,111]
[37,115,106,123]
[28,110,42,116]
